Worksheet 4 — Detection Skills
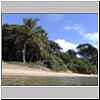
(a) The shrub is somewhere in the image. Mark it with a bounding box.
[67,59,97,74]
[43,54,67,71]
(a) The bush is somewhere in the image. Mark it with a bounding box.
[43,54,67,71]
[60,52,71,64]
[67,59,97,74]
[88,65,97,74]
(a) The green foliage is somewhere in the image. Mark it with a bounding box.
[77,44,98,65]
[60,52,71,64]
[2,18,98,74]
[67,59,97,74]
[43,54,67,72]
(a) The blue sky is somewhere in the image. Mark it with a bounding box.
[2,13,98,52]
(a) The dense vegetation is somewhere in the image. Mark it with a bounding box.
[2,18,98,74]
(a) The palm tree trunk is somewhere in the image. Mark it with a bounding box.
[22,44,26,63]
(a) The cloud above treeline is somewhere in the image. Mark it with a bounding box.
[64,24,85,34]
[64,24,98,48]
[55,39,78,52]
[84,32,98,48]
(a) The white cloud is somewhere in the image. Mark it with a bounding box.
[55,39,78,52]
[84,32,98,48]
[84,32,98,43]
[64,24,85,34]
[64,24,98,48]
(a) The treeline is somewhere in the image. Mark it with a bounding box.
[2,18,98,74]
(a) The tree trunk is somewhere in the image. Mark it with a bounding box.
[22,44,26,63]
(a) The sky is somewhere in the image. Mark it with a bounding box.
[2,13,98,52]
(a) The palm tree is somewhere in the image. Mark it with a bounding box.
[14,18,39,63]
[21,18,49,63]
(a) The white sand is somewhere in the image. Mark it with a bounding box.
[2,63,97,77]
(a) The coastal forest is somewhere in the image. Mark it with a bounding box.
[2,18,98,74]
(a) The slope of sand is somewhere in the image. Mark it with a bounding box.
[2,62,97,77]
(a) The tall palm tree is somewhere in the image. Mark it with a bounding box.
[15,18,39,63]
[21,18,48,63]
